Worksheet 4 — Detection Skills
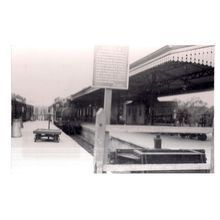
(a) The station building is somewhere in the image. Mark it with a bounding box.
[51,45,214,126]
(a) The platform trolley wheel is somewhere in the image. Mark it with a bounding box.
[198,133,207,141]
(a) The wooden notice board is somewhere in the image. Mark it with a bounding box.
[93,46,129,90]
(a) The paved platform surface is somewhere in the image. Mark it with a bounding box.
[11,121,93,172]
[82,123,213,164]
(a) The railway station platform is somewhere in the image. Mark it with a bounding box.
[81,123,213,164]
[11,121,93,172]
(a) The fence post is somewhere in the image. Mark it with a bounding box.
[104,131,110,165]
[94,108,106,173]
[210,127,214,173]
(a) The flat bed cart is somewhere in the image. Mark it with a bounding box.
[33,129,61,142]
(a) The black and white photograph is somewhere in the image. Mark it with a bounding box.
[1,0,219,220]
[11,45,214,173]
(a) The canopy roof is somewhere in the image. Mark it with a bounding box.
[67,45,214,105]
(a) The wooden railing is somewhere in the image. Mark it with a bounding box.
[106,124,213,134]
[103,163,211,173]
[88,109,214,173]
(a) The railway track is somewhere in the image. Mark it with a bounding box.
[70,135,94,156]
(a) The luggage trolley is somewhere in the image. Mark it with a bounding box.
[33,113,61,143]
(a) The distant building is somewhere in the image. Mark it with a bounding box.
[33,106,49,120]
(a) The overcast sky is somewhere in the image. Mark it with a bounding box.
[11,45,214,107]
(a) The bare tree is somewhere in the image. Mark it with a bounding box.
[176,97,213,127]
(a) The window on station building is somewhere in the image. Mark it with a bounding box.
[139,108,142,116]
[128,107,131,116]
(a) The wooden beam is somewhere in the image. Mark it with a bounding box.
[105,125,213,134]
[93,108,106,173]
[103,163,211,172]
[211,129,214,173]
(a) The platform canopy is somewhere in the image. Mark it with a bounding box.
[69,45,214,104]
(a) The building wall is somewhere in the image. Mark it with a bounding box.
[153,101,177,125]
[60,96,177,126]
[124,101,177,125]
[34,106,49,121]
[111,103,119,124]
[126,103,145,125]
